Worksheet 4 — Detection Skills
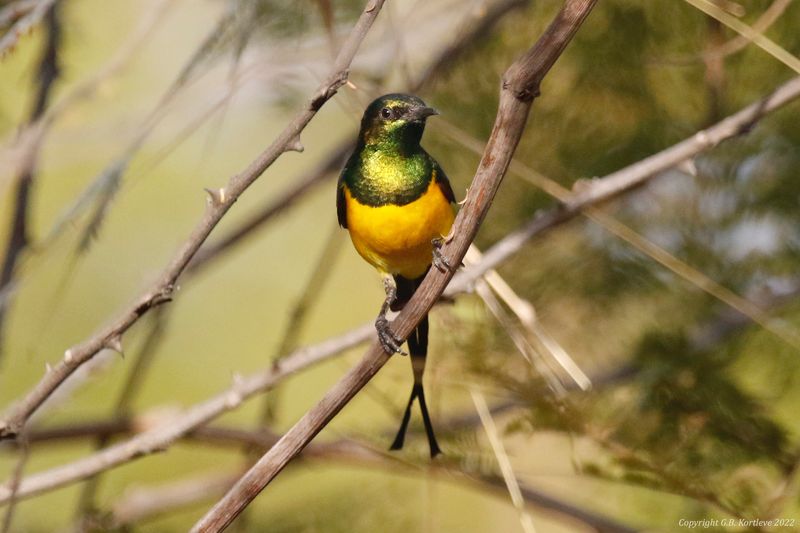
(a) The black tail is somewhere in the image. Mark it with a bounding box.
[389,273,441,458]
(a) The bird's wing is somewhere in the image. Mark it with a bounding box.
[433,161,456,204]
[336,179,348,229]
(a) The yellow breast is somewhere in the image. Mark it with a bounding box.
[345,177,454,279]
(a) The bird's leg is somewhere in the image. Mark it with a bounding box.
[431,236,454,273]
[376,276,407,355]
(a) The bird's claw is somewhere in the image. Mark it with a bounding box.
[376,315,407,355]
[432,237,453,273]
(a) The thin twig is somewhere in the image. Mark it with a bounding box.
[659,0,792,66]
[471,389,537,533]
[683,0,800,74]
[466,245,592,391]
[444,121,800,351]
[0,436,28,533]
[446,75,800,294]
[0,0,388,441]
[192,2,599,530]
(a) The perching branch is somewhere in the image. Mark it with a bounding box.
[192,1,599,530]
[0,0,387,441]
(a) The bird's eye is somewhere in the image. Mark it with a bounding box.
[380,107,392,119]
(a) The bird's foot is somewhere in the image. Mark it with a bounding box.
[432,237,454,273]
[376,314,407,355]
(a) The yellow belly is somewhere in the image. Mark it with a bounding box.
[345,179,455,279]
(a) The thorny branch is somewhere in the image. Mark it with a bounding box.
[192,1,599,530]
[0,0,387,441]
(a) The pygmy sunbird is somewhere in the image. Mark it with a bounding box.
[337,93,456,457]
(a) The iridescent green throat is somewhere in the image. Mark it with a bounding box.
[342,134,433,207]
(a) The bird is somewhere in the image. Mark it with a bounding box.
[337,93,456,458]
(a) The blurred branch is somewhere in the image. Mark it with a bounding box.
[412,0,528,92]
[659,0,791,66]
[439,78,800,350]
[683,0,800,74]
[448,74,800,292]
[73,308,170,521]
[0,0,56,57]
[0,1,37,28]
[19,421,638,533]
[471,389,536,533]
[253,225,343,424]
[110,471,241,528]
[192,1,599,530]
[0,1,60,358]
[0,323,375,504]
[466,245,592,392]
[0,0,387,441]
[0,0,174,328]
[0,437,27,533]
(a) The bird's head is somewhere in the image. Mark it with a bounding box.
[359,93,438,148]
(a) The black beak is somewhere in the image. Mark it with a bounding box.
[406,105,439,122]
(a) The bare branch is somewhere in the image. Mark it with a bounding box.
[192,1,599,530]
[0,323,374,504]
[0,0,387,441]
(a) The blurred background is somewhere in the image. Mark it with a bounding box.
[1,0,800,531]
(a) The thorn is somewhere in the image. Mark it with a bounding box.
[45,362,52,373]
[204,187,226,206]
[678,159,697,177]
[64,349,74,364]
[346,80,358,90]
[106,335,124,356]
[286,136,304,153]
